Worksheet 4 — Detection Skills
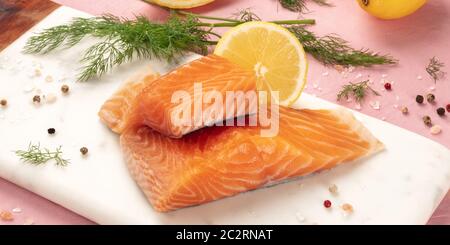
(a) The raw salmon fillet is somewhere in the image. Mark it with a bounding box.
[99,67,160,134]
[99,54,257,137]
[120,107,384,212]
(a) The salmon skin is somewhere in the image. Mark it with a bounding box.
[99,54,257,137]
[121,107,383,212]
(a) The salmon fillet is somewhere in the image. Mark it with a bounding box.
[99,54,257,137]
[120,107,384,212]
[98,67,160,134]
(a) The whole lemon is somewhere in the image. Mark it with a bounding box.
[357,0,427,20]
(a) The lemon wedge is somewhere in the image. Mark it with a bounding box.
[214,21,308,107]
[146,0,214,9]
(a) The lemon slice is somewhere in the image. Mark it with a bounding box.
[146,0,214,9]
[214,21,308,107]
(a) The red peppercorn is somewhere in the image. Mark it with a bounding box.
[323,200,332,208]
[384,83,392,90]
[447,104,450,112]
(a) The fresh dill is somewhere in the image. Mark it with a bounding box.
[289,26,397,67]
[337,80,380,102]
[24,14,214,81]
[426,57,445,83]
[24,8,395,81]
[15,143,69,166]
[25,12,313,81]
[280,0,333,13]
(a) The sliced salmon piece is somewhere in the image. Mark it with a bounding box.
[99,54,257,138]
[120,106,384,212]
[98,67,160,134]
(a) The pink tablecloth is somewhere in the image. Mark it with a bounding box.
[1,0,449,225]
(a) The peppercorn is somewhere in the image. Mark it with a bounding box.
[447,104,450,113]
[61,84,69,94]
[47,128,56,134]
[0,99,7,107]
[416,95,424,104]
[423,116,432,127]
[323,200,332,208]
[437,107,446,116]
[384,82,392,90]
[427,93,435,103]
[80,147,88,155]
[32,95,41,103]
[401,106,409,114]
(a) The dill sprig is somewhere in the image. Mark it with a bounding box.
[15,143,69,166]
[337,80,380,102]
[289,26,397,67]
[280,0,333,13]
[25,14,215,81]
[426,57,445,83]
[25,12,314,81]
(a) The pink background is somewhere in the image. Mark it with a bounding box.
[1,0,449,225]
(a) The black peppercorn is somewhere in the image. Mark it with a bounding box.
[427,93,435,103]
[0,99,7,107]
[33,95,41,103]
[416,95,424,104]
[437,107,446,116]
[80,147,88,155]
[61,85,69,94]
[47,128,56,134]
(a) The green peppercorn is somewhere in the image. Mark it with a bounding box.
[427,94,435,103]
[437,107,446,116]
[416,95,424,104]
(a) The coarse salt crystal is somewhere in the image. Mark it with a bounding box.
[45,75,53,83]
[381,117,386,121]
[304,85,308,89]
[328,184,338,194]
[322,71,329,76]
[381,74,388,78]
[347,66,355,73]
[44,93,57,104]
[354,103,361,110]
[12,208,22,213]
[23,218,34,225]
[313,83,319,89]
[395,95,400,101]
[417,75,423,80]
[346,98,353,103]
[355,73,363,79]
[318,87,322,91]
[429,86,436,91]
[393,104,399,109]
[34,68,42,77]
[430,125,442,135]
[295,212,306,222]
[369,101,381,110]
[23,83,35,93]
